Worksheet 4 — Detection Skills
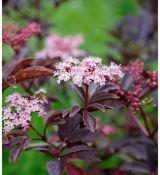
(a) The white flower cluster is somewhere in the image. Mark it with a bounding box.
[54,57,124,87]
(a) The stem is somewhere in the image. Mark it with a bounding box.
[151,124,158,138]
[140,106,152,135]
[29,122,44,139]
[140,87,157,99]
[84,85,89,110]
[43,125,47,138]
[127,108,149,136]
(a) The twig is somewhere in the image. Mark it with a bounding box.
[127,108,149,136]
[29,122,44,139]
[84,85,89,110]
[140,106,152,135]
[151,124,158,138]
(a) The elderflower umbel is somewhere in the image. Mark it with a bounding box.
[54,56,124,87]
[3,91,48,133]
[35,33,86,60]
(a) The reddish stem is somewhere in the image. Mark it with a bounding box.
[151,124,158,138]
[84,85,89,110]
[140,106,152,135]
[127,108,149,136]
[29,122,44,139]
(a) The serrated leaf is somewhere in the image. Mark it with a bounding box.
[45,110,66,126]
[72,150,100,162]
[62,109,70,118]
[72,84,85,101]
[98,83,119,92]
[3,58,32,81]
[9,144,23,162]
[3,65,54,90]
[87,103,112,112]
[121,161,151,174]
[2,58,33,89]
[58,114,82,141]
[46,157,67,175]
[69,106,81,118]
[2,134,9,145]
[89,92,119,104]
[63,145,92,156]
[82,111,96,133]
[66,128,104,143]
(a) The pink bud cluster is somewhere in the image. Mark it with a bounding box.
[54,57,124,87]
[124,59,144,83]
[117,85,142,113]
[146,71,158,89]
[3,22,41,52]
[35,33,86,60]
[3,92,47,133]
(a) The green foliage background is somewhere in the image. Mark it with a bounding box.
[2,0,142,174]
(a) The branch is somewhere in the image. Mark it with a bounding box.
[127,108,149,136]
[140,106,152,135]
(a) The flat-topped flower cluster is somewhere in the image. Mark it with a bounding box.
[36,33,86,60]
[54,57,124,87]
[3,91,48,133]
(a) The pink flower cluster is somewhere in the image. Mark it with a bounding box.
[35,33,86,60]
[54,57,124,87]
[3,91,48,133]
[3,22,41,52]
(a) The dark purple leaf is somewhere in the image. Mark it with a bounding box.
[22,137,31,149]
[7,129,27,136]
[82,112,96,133]
[88,83,99,97]
[81,131,105,143]
[26,142,49,150]
[98,83,119,92]
[89,92,119,104]
[121,161,151,174]
[26,143,57,157]
[3,65,54,90]
[87,103,112,112]
[9,144,23,162]
[46,157,67,175]
[2,134,9,145]
[109,134,154,153]
[2,58,32,82]
[58,114,82,140]
[14,65,54,81]
[45,110,66,126]
[121,74,134,90]
[72,150,100,162]
[62,109,70,118]
[2,58,33,89]
[6,75,16,87]
[123,144,147,160]
[72,85,85,101]
[63,145,92,156]
[69,106,81,118]
[67,129,104,143]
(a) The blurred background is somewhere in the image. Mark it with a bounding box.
[2,0,157,174]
